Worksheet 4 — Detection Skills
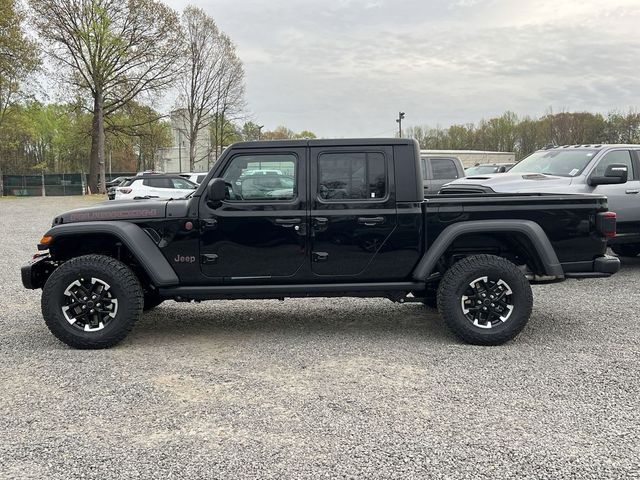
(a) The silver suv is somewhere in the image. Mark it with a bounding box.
[440,144,640,257]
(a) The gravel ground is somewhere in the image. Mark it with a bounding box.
[1,196,639,479]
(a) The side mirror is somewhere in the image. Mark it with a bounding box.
[589,163,628,186]
[207,178,226,202]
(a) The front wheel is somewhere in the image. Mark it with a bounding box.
[437,254,533,345]
[41,255,143,349]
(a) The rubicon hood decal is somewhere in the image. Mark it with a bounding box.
[56,200,168,224]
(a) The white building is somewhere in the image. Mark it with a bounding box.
[156,110,212,173]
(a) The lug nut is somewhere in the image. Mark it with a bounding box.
[491,303,495,307]
[82,305,86,309]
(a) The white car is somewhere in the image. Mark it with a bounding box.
[115,175,197,200]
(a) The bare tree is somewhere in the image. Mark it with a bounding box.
[29,0,183,192]
[210,35,245,164]
[175,6,245,170]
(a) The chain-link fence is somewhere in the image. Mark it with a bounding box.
[0,173,134,196]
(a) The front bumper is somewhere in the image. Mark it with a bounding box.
[563,255,620,279]
[21,255,55,289]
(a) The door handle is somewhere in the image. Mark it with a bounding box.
[625,189,640,194]
[275,218,301,227]
[357,216,385,226]
[201,218,218,230]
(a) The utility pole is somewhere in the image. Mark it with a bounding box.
[257,125,264,140]
[396,111,405,138]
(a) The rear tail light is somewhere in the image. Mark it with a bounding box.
[118,188,132,194]
[596,211,616,238]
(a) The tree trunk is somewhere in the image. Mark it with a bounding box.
[88,93,106,194]
[189,136,196,172]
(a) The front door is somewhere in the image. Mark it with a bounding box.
[588,149,640,235]
[309,146,397,278]
[198,149,307,281]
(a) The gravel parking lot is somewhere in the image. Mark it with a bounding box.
[1,196,639,479]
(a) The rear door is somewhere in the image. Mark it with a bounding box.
[309,145,397,278]
[142,177,172,197]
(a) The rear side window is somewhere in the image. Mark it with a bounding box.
[593,150,634,180]
[143,178,172,188]
[318,152,386,200]
[430,158,460,180]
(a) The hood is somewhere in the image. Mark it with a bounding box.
[444,172,573,193]
[53,198,170,225]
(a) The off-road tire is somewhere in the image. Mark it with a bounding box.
[437,254,533,345]
[42,255,143,349]
[611,244,640,258]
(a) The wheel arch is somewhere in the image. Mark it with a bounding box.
[412,220,564,280]
[45,221,179,287]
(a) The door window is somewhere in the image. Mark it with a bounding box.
[430,158,460,180]
[593,150,634,180]
[221,154,297,201]
[318,152,386,200]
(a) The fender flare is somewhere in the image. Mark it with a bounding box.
[44,221,179,287]
[412,220,564,281]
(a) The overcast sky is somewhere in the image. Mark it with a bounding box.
[165,0,640,137]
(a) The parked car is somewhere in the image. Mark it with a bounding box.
[420,154,465,195]
[440,144,640,256]
[465,163,516,175]
[107,177,132,200]
[105,176,129,188]
[179,172,209,185]
[22,138,619,349]
[114,174,197,200]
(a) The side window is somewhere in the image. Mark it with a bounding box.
[221,154,297,201]
[421,158,429,180]
[143,178,172,188]
[430,158,460,180]
[318,152,386,200]
[171,178,195,189]
[593,150,634,180]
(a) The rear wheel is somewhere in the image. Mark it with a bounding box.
[611,244,640,258]
[437,254,533,345]
[41,255,143,349]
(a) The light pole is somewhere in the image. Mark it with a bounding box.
[396,111,405,138]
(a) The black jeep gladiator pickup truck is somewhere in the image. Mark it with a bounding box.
[22,138,620,348]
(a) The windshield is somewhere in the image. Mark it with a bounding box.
[466,165,499,175]
[509,149,598,177]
